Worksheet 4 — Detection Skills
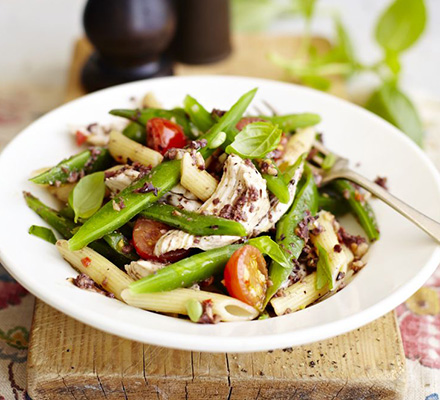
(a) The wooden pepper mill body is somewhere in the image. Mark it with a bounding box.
[81,0,176,92]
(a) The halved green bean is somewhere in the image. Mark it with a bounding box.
[183,95,215,133]
[140,204,247,236]
[123,122,146,143]
[28,225,57,244]
[130,244,242,293]
[30,147,113,185]
[103,231,139,261]
[69,89,258,250]
[262,172,290,204]
[265,166,318,304]
[262,113,321,132]
[331,180,380,241]
[109,108,194,139]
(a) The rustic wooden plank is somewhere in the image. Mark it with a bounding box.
[27,35,406,400]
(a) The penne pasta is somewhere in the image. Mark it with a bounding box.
[271,244,354,316]
[47,182,76,203]
[311,211,352,288]
[279,126,316,170]
[121,288,259,322]
[56,240,133,300]
[180,152,218,201]
[141,92,162,109]
[108,130,163,167]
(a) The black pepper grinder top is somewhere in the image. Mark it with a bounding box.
[81,0,176,92]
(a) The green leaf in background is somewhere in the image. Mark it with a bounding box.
[384,49,401,77]
[28,225,57,244]
[315,243,333,290]
[226,122,282,158]
[366,83,424,146]
[231,0,293,32]
[70,171,106,222]
[297,0,317,20]
[333,15,356,67]
[248,236,291,270]
[375,0,427,54]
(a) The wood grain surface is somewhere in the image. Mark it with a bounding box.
[27,35,406,400]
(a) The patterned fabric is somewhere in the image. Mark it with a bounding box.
[0,86,440,399]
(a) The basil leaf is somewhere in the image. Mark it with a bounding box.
[70,171,106,222]
[375,0,426,54]
[264,113,321,132]
[366,83,423,146]
[248,236,291,269]
[226,122,282,159]
[315,243,333,290]
[28,225,57,244]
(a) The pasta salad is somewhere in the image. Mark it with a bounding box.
[25,88,379,324]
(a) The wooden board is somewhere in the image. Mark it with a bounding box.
[27,36,406,400]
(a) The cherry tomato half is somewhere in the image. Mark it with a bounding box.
[146,118,188,155]
[132,217,189,263]
[223,245,268,311]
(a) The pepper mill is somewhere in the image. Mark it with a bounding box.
[174,0,231,64]
[81,0,176,92]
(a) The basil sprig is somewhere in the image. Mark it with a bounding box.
[236,0,427,146]
[69,172,106,222]
[226,122,282,159]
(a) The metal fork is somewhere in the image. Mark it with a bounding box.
[251,101,440,243]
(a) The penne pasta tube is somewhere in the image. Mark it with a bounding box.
[279,126,315,170]
[180,152,218,201]
[47,182,76,203]
[121,288,259,322]
[141,92,162,108]
[56,240,133,300]
[311,211,352,288]
[271,244,354,316]
[108,130,163,167]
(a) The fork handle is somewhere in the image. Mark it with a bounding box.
[339,169,440,243]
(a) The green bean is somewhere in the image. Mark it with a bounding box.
[262,113,321,132]
[28,225,57,244]
[24,191,77,239]
[109,108,194,139]
[68,159,181,250]
[265,166,318,304]
[123,122,146,143]
[183,95,215,133]
[30,147,113,185]
[140,203,247,236]
[318,190,349,216]
[24,192,136,268]
[330,180,380,241]
[103,231,139,261]
[199,88,258,158]
[262,172,290,204]
[69,89,257,250]
[130,244,242,293]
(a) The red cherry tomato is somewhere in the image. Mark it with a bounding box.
[223,245,268,311]
[75,130,88,146]
[146,118,188,155]
[132,217,189,263]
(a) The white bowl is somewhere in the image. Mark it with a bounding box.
[1,75,439,353]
